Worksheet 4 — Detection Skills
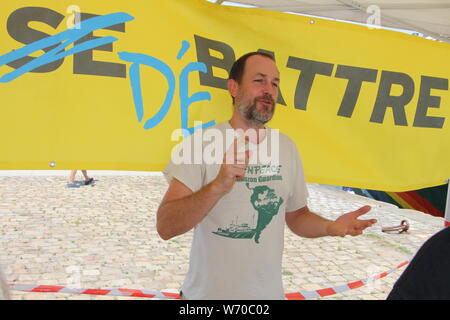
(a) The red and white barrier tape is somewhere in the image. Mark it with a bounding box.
[8,260,409,300]
[8,283,181,299]
[285,260,410,300]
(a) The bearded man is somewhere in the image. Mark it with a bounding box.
[157,52,376,300]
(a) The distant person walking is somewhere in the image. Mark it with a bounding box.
[67,170,94,188]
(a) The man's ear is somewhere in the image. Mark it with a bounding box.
[227,79,238,98]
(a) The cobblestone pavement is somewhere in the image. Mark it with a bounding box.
[0,172,444,300]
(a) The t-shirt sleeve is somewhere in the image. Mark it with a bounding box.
[162,136,204,193]
[163,161,203,193]
[285,139,309,212]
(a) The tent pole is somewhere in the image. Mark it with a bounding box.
[445,179,450,227]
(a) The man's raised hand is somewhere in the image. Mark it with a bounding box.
[212,136,251,196]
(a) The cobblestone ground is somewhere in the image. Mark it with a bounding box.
[0,174,444,300]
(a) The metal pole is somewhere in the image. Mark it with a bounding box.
[0,265,10,300]
[445,179,450,227]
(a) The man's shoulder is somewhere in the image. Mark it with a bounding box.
[175,122,227,142]
[267,126,296,147]
[192,122,229,136]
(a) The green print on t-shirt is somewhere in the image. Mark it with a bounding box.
[212,183,284,244]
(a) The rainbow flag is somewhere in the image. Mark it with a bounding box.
[351,184,447,218]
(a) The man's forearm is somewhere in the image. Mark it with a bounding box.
[156,181,224,240]
[288,208,332,238]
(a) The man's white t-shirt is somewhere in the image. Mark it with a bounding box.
[163,122,308,300]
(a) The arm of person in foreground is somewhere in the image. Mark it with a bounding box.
[156,178,224,240]
[285,205,377,238]
[157,139,250,240]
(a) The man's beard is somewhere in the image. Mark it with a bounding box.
[237,94,275,126]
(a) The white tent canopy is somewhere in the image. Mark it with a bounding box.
[216,0,450,43]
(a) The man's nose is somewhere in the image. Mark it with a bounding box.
[262,82,274,95]
[263,83,277,101]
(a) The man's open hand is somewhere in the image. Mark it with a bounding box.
[327,205,377,237]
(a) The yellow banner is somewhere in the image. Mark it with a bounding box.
[0,0,449,191]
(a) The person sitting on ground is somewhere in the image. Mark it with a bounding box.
[67,170,94,188]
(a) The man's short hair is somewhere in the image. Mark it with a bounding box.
[228,52,275,104]
[228,52,275,84]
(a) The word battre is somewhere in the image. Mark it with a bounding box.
[1,8,448,133]
[171,125,281,166]
[198,36,448,129]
